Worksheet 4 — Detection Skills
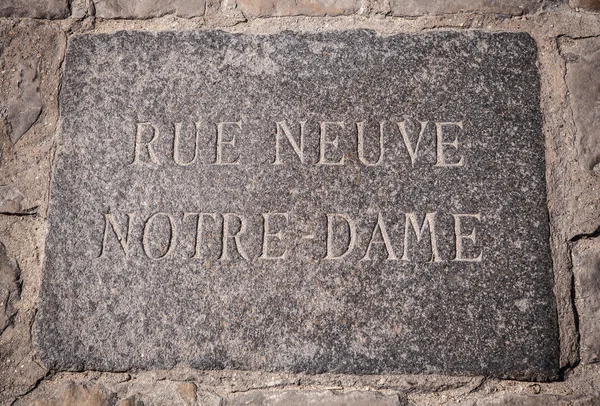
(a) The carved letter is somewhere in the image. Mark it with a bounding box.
[356,121,384,166]
[130,122,160,166]
[215,121,241,165]
[453,213,483,262]
[273,121,306,165]
[173,122,201,166]
[98,212,135,257]
[183,212,217,259]
[325,213,356,259]
[260,212,289,259]
[402,212,442,262]
[318,121,346,165]
[220,213,250,260]
[435,121,465,167]
[397,120,429,167]
[142,212,177,260]
[361,212,398,260]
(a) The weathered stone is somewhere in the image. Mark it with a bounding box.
[570,0,600,11]
[0,20,66,219]
[234,0,360,17]
[71,0,95,19]
[478,394,561,406]
[225,390,402,406]
[0,0,69,18]
[564,36,600,173]
[23,383,109,406]
[477,393,600,406]
[0,242,20,334]
[115,382,216,406]
[572,396,600,406]
[0,185,24,214]
[5,64,42,145]
[60,384,109,406]
[389,0,542,16]
[177,382,197,405]
[572,238,600,364]
[94,0,206,19]
[35,30,558,379]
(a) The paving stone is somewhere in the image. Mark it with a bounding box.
[389,0,542,16]
[572,396,600,406]
[5,64,42,145]
[0,20,65,151]
[0,185,24,214]
[94,0,206,19]
[570,0,600,11]
[563,37,600,173]
[477,393,561,406]
[15,383,110,406]
[572,238,600,364]
[234,0,360,17]
[0,242,20,334]
[225,390,402,406]
[0,0,69,18]
[35,30,558,379]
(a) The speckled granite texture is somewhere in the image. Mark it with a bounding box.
[35,30,558,380]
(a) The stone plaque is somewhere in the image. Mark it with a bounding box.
[35,30,559,379]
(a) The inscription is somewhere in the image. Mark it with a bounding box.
[98,210,483,263]
[129,119,466,168]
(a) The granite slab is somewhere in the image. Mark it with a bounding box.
[35,30,558,379]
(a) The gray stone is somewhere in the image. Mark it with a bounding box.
[389,0,542,16]
[94,0,206,19]
[0,242,21,334]
[570,0,600,11]
[35,30,558,379]
[225,390,402,406]
[572,238,600,364]
[234,0,360,17]
[0,0,69,18]
[564,37,600,173]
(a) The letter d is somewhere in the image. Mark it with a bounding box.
[325,213,357,259]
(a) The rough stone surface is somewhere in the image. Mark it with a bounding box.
[572,238,600,364]
[563,36,600,173]
[0,19,66,406]
[13,378,225,406]
[570,0,600,11]
[17,383,111,406]
[71,0,96,20]
[35,30,557,379]
[0,242,20,334]
[225,390,402,405]
[0,185,24,214]
[476,393,600,405]
[477,394,561,405]
[0,0,69,19]
[234,0,360,17]
[0,19,66,214]
[5,64,43,145]
[388,0,543,16]
[94,0,206,19]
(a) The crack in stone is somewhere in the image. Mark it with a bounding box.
[570,224,600,242]
[0,207,39,216]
